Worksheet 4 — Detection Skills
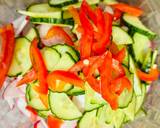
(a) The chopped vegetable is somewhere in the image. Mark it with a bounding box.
[47,115,63,128]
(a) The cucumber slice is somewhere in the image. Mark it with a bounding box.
[112,109,125,128]
[151,50,158,67]
[118,88,133,108]
[8,56,22,77]
[18,3,61,18]
[133,33,151,64]
[41,47,61,71]
[123,14,156,39]
[27,83,48,110]
[49,91,82,120]
[122,95,136,121]
[67,86,85,96]
[103,0,118,4]
[135,109,146,119]
[129,55,142,96]
[9,37,32,76]
[72,95,85,112]
[112,26,133,45]
[25,27,38,41]
[49,0,78,8]
[85,83,106,111]
[78,110,98,128]
[135,83,146,113]
[52,44,79,62]
[53,52,75,71]
[37,110,53,118]
[30,17,74,26]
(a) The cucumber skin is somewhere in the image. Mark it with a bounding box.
[48,0,79,8]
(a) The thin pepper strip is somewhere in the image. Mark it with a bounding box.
[47,70,85,91]
[16,69,37,87]
[47,115,63,128]
[137,67,159,81]
[113,47,126,63]
[113,9,122,21]
[111,3,143,17]
[30,38,48,94]
[0,24,15,88]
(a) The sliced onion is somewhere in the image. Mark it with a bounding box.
[38,24,53,38]
[104,6,114,15]
[42,36,65,46]
[61,120,77,128]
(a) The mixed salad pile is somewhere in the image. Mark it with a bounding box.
[0,0,159,128]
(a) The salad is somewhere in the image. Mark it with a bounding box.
[0,0,159,128]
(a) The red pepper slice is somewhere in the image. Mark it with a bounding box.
[113,9,122,21]
[39,94,49,108]
[81,0,97,25]
[137,67,159,81]
[26,106,37,115]
[30,38,48,94]
[47,115,63,128]
[111,3,143,17]
[92,12,113,55]
[0,24,15,88]
[47,70,85,90]
[113,47,126,63]
[79,8,93,59]
[110,76,132,95]
[16,69,37,87]
[34,120,41,128]
[45,26,74,46]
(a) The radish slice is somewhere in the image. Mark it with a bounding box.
[42,36,65,46]
[61,120,77,128]
[38,24,53,38]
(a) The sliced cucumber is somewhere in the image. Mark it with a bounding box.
[85,83,105,111]
[122,95,136,121]
[118,88,133,108]
[67,86,85,96]
[112,26,133,45]
[129,55,142,96]
[53,52,75,71]
[25,27,38,41]
[27,83,48,110]
[151,50,158,67]
[49,0,78,8]
[8,37,32,76]
[41,47,61,71]
[37,110,53,118]
[78,110,98,128]
[133,33,151,64]
[72,95,85,112]
[49,91,82,120]
[103,0,118,4]
[18,3,61,18]
[123,14,156,39]
[135,109,146,119]
[135,83,146,113]
[52,44,79,62]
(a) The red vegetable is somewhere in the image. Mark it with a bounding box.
[0,24,15,88]
[30,38,48,94]
[113,9,122,21]
[111,3,143,17]
[79,8,93,59]
[47,115,63,128]
[92,12,113,55]
[113,47,126,63]
[45,26,74,46]
[34,120,41,128]
[137,67,159,81]
[16,69,37,87]
[47,70,85,90]
[26,106,37,115]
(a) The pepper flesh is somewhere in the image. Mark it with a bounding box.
[47,115,63,128]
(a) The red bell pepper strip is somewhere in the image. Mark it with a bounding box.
[0,24,15,89]
[113,9,122,21]
[26,106,37,115]
[81,0,97,25]
[137,67,159,81]
[95,7,105,34]
[47,70,85,90]
[111,3,143,17]
[45,26,74,46]
[68,6,81,25]
[79,8,93,59]
[16,69,37,87]
[47,115,63,128]
[110,76,132,95]
[30,38,48,94]
[109,42,119,55]
[113,47,126,63]
[39,94,49,108]
[34,120,41,128]
[92,12,113,55]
